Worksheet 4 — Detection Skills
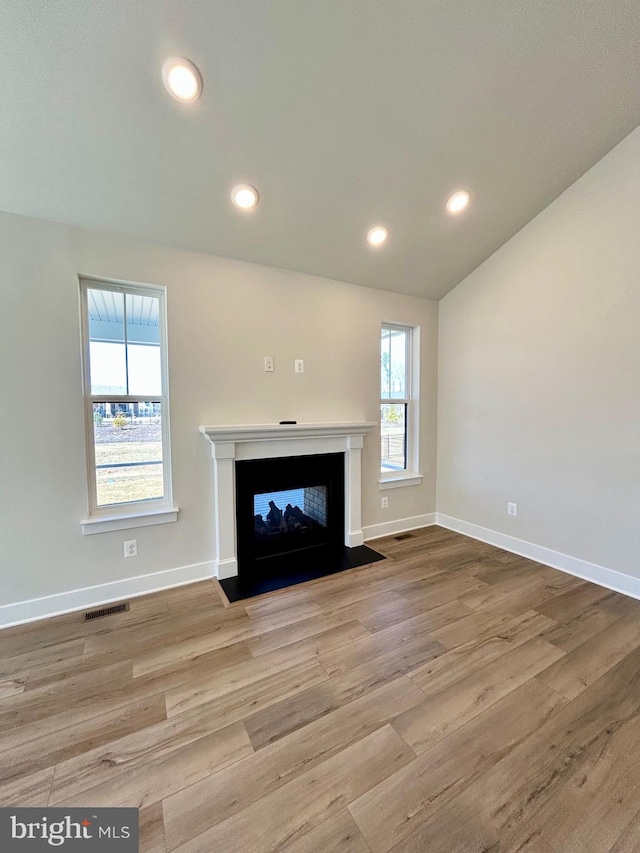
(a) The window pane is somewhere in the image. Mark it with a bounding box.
[381,327,408,399]
[89,342,127,394]
[127,344,162,396]
[88,288,126,394]
[93,402,164,506]
[381,403,407,471]
[126,293,162,396]
[389,328,408,398]
[381,327,392,399]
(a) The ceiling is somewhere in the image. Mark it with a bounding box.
[1,1,639,300]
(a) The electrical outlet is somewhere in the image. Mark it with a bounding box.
[294,359,304,373]
[381,496,389,509]
[507,502,517,517]
[124,539,138,558]
[264,356,274,372]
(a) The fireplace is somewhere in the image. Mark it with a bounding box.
[199,422,377,583]
[236,452,344,578]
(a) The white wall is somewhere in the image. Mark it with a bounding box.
[437,126,640,578]
[0,212,438,621]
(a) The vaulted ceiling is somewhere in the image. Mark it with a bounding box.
[1,1,639,299]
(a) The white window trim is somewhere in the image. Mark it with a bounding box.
[79,276,178,533]
[378,471,423,490]
[81,507,178,535]
[379,323,422,490]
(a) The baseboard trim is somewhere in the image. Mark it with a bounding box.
[215,557,239,581]
[363,513,437,542]
[0,561,216,629]
[436,513,640,601]
[7,513,633,628]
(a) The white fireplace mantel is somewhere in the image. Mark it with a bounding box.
[199,422,376,579]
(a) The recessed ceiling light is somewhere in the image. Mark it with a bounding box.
[446,191,470,214]
[231,184,260,210]
[366,226,388,247]
[162,57,202,103]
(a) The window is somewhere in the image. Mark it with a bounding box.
[380,323,421,487]
[80,279,176,533]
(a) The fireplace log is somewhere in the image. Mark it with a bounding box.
[284,504,303,531]
[267,501,287,532]
[286,504,316,527]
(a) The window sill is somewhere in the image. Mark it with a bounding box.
[379,472,423,490]
[81,507,179,535]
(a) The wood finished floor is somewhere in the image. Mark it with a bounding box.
[2,526,640,852]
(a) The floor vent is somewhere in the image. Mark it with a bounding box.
[84,602,130,621]
[394,533,415,541]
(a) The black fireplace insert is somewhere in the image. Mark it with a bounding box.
[235,452,345,579]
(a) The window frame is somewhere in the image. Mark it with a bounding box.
[379,322,423,490]
[79,277,177,534]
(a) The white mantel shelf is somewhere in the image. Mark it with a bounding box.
[199,421,376,580]
[199,422,376,443]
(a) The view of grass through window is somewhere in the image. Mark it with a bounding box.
[93,404,164,506]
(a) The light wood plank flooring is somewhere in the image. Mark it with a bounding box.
[2,526,640,852]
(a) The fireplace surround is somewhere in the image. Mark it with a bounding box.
[199,422,376,580]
